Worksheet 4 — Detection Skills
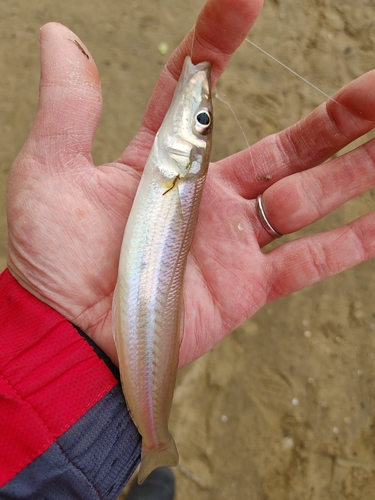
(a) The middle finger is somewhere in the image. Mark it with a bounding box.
[215,70,375,200]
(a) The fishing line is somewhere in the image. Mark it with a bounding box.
[214,89,261,199]
[190,24,196,60]
[245,38,341,107]
[214,36,347,160]
[214,90,251,151]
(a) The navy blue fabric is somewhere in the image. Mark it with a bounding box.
[0,386,141,499]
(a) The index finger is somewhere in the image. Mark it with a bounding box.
[121,0,263,170]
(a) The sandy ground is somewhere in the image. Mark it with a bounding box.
[1,0,375,498]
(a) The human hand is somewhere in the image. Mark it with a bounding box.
[7,0,375,367]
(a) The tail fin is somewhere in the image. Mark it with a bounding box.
[138,437,179,485]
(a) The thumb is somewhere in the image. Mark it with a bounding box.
[20,23,102,169]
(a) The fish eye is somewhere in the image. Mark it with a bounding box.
[195,109,212,135]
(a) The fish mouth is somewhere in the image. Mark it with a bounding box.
[181,56,212,79]
[174,56,212,103]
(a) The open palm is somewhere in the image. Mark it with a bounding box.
[7,0,375,366]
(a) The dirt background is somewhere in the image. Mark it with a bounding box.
[1,0,375,499]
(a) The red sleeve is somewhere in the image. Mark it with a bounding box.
[0,269,141,499]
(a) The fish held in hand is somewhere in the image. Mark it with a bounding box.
[113,56,213,484]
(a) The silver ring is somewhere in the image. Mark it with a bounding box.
[257,194,282,238]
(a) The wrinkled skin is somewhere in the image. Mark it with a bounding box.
[7,0,375,366]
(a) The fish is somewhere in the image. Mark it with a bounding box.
[113,56,213,484]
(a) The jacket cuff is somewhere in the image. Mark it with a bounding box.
[0,269,141,499]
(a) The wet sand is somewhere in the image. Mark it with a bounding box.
[0,1,374,498]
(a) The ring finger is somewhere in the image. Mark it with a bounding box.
[257,136,375,241]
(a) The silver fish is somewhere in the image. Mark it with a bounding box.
[113,56,213,484]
